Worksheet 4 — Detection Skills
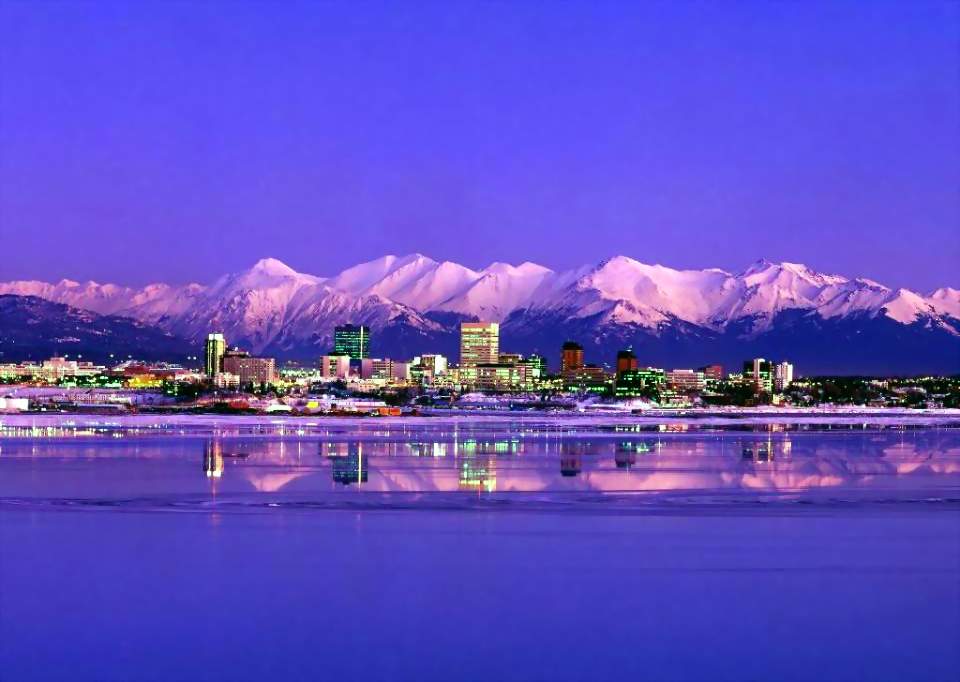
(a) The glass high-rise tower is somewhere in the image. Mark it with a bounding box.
[333,324,370,359]
[204,333,226,377]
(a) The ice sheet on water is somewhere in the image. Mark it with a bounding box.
[1,414,959,514]
[1,407,959,439]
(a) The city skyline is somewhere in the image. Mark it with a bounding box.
[1,2,957,290]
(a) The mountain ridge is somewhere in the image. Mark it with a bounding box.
[1,255,958,372]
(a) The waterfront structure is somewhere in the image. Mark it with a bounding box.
[698,364,724,383]
[204,333,226,377]
[563,364,608,392]
[616,349,638,374]
[475,363,535,392]
[333,324,370,359]
[774,361,794,392]
[615,367,666,398]
[560,341,585,376]
[666,369,706,392]
[1,357,109,382]
[222,351,276,386]
[744,358,774,393]
[460,322,500,367]
[361,358,408,381]
[319,355,351,380]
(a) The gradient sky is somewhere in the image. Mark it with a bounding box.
[1,1,957,290]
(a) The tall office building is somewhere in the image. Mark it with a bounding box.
[204,333,226,377]
[460,322,499,366]
[333,324,370,359]
[743,358,773,393]
[616,349,638,374]
[560,341,585,376]
[774,361,794,392]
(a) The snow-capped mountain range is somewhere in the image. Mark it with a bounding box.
[2,254,959,373]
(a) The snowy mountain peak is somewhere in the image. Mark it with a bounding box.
[741,258,775,275]
[482,261,553,277]
[931,287,960,300]
[327,254,438,295]
[249,257,299,277]
[928,287,960,319]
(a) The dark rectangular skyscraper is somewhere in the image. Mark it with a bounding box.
[334,324,370,359]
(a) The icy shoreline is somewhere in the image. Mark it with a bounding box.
[1,405,959,432]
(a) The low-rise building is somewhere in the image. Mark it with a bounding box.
[222,351,276,386]
[319,355,351,380]
[666,369,705,392]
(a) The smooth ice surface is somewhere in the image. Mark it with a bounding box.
[1,415,959,681]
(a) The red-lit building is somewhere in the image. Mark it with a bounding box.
[560,341,584,376]
[616,349,638,374]
[698,364,724,382]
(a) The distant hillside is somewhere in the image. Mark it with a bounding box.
[0,295,193,363]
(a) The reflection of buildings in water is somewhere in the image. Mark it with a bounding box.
[406,441,449,458]
[199,440,312,492]
[330,443,367,485]
[332,455,367,485]
[742,443,772,462]
[556,440,600,477]
[203,440,224,478]
[612,439,655,468]
[741,436,793,463]
[741,437,793,462]
[457,438,522,456]
[320,442,351,458]
[614,443,637,469]
[560,453,582,477]
[459,455,496,492]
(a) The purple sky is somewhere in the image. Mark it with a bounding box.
[1,1,957,290]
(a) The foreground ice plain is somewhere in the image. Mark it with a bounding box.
[1,413,958,681]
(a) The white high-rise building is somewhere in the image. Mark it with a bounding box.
[774,361,794,392]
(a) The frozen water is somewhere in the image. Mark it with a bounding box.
[0,415,958,680]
